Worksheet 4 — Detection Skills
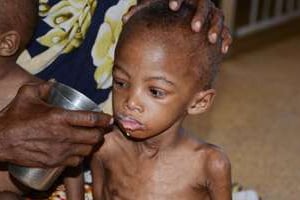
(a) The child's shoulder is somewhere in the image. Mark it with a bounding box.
[183,132,231,172]
[181,133,231,194]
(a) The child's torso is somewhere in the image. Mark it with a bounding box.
[98,131,212,200]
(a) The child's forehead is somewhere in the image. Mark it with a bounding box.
[119,26,195,57]
[120,28,202,66]
[116,38,199,80]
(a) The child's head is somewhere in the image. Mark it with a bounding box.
[0,0,38,58]
[113,0,223,140]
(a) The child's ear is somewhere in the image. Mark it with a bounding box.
[0,31,21,57]
[187,89,216,115]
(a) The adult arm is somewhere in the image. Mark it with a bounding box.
[0,82,113,168]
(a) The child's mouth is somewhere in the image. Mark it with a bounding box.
[116,114,145,132]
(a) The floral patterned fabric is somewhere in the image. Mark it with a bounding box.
[18,0,136,108]
[24,184,92,200]
[18,0,136,199]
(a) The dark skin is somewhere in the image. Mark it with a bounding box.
[124,0,232,54]
[64,0,232,199]
[0,0,114,172]
[0,191,22,200]
[0,82,112,167]
[0,29,112,168]
[92,131,231,200]
[0,25,112,192]
[90,25,231,200]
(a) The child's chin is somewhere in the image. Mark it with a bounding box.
[124,131,151,141]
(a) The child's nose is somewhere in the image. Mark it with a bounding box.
[124,89,143,113]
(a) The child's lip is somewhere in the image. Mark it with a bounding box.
[116,114,145,131]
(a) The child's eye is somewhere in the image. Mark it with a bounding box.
[149,88,166,98]
[113,79,129,89]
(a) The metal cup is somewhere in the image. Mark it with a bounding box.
[8,82,100,191]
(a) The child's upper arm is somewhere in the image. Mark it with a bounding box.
[91,153,106,200]
[64,165,85,200]
[205,148,232,200]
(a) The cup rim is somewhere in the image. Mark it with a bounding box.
[52,82,99,110]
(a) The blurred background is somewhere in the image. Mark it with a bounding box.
[183,0,300,200]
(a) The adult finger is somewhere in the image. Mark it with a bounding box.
[208,6,224,44]
[123,5,138,23]
[28,147,84,167]
[221,26,232,54]
[10,157,42,167]
[123,2,152,23]
[69,144,94,157]
[13,150,51,167]
[37,80,55,100]
[168,0,184,11]
[191,0,211,32]
[64,110,113,128]
[62,156,83,167]
[67,127,104,145]
[65,122,109,146]
[17,81,53,102]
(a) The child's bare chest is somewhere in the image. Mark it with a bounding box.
[102,150,210,200]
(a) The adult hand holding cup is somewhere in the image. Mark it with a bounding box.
[7,81,112,191]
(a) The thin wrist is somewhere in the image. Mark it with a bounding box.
[0,115,10,162]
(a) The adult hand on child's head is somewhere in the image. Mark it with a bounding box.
[0,82,113,168]
[123,0,232,54]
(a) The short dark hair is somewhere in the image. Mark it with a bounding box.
[118,0,223,89]
[0,0,38,49]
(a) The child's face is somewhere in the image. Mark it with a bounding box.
[113,33,202,140]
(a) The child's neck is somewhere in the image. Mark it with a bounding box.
[131,124,185,159]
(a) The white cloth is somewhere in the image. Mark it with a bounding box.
[233,190,260,200]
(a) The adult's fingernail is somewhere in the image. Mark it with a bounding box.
[48,78,56,83]
[192,21,201,32]
[209,33,217,43]
[122,15,129,23]
[223,45,229,54]
[109,118,114,125]
[169,1,178,10]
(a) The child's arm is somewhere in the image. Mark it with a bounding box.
[0,165,24,194]
[205,150,232,200]
[64,165,85,200]
[91,154,105,200]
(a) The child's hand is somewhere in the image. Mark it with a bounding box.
[123,0,232,54]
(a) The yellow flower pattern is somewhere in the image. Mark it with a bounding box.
[18,0,137,93]
[92,0,137,89]
[38,0,97,53]
[18,0,97,74]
